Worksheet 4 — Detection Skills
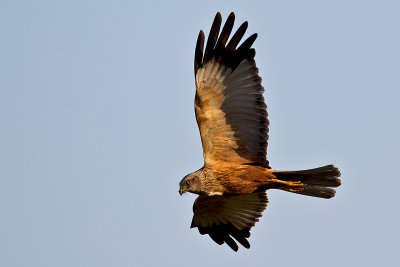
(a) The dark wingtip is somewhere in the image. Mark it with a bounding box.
[226,21,248,51]
[193,222,253,252]
[238,33,258,52]
[224,234,239,252]
[227,12,235,25]
[199,30,205,39]
[194,30,205,75]
[215,12,235,50]
[203,12,222,64]
[194,13,258,75]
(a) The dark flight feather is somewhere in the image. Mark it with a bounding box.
[194,12,258,74]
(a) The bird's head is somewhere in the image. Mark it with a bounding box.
[179,170,203,195]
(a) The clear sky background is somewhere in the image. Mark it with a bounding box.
[1,0,399,266]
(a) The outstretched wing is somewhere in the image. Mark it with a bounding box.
[191,191,268,251]
[194,12,269,168]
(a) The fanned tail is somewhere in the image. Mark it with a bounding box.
[272,165,341,199]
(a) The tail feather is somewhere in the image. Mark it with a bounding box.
[272,165,341,199]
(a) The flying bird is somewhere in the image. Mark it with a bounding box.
[179,12,341,251]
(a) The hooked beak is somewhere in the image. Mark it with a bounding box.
[179,186,184,196]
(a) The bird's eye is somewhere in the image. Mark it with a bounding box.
[187,180,191,185]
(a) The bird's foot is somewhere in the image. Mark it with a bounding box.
[270,179,304,187]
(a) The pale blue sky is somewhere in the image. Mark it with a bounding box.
[1,0,399,266]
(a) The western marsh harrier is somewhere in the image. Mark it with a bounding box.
[179,12,341,251]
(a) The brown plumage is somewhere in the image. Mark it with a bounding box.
[179,12,342,252]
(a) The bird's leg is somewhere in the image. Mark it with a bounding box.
[270,178,305,192]
[270,178,303,187]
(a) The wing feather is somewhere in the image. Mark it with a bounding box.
[226,21,248,51]
[194,13,269,167]
[191,191,268,251]
[194,31,205,75]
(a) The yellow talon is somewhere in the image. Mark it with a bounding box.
[271,179,304,187]
[288,181,303,186]
[289,187,304,192]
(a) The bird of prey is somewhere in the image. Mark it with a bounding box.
[179,12,341,252]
